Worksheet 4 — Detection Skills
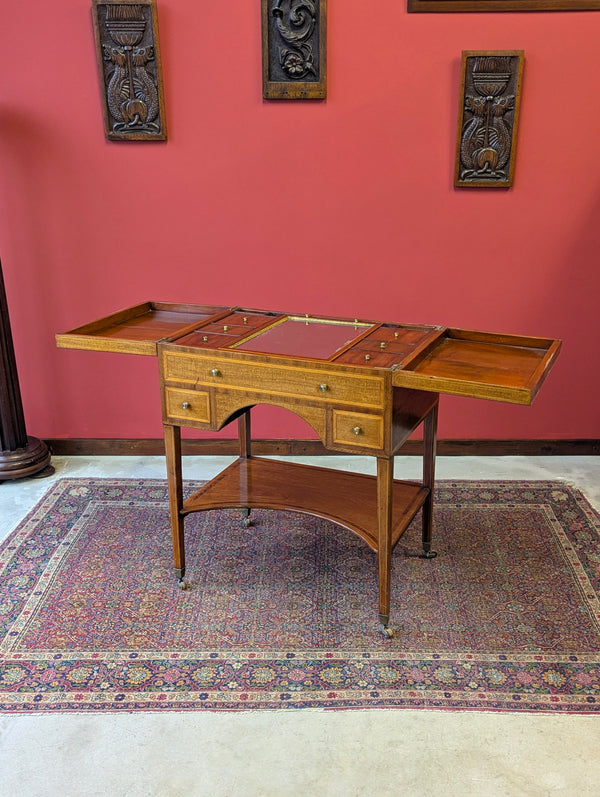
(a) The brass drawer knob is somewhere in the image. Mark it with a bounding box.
[210,368,221,377]
[353,426,362,435]
[319,383,328,392]
[182,401,191,410]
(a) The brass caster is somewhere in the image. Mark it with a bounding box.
[241,508,252,528]
[421,550,438,559]
[379,614,394,639]
[178,579,189,591]
[243,516,252,528]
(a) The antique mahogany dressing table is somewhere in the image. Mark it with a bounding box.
[57,303,561,636]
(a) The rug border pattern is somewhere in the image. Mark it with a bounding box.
[1,478,599,714]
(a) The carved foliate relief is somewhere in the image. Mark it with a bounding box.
[455,51,524,188]
[92,0,167,140]
[262,0,327,99]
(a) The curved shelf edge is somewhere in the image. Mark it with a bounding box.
[182,456,429,552]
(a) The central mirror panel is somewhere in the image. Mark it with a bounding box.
[234,316,373,360]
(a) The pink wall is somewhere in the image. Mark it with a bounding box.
[1,1,599,442]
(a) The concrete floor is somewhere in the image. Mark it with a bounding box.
[1,455,599,797]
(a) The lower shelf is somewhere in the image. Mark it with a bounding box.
[182,456,429,552]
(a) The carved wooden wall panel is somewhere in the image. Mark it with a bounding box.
[262,0,327,99]
[92,0,167,140]
[455,51,524,188]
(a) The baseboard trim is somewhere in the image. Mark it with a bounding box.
[45,438,600,457]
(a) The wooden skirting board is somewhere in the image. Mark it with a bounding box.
[46,439,600,457]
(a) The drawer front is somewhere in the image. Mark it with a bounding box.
[332,411,384,450]
[162,351,385,409]
[164,387,210,423]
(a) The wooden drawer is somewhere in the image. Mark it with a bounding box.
[331,411,384,450]
[164,387,210,424]
[161,351,385,409]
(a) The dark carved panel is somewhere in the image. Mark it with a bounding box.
[92,0,167,140]
[455,51,524,189]
[409,0,600,12]
[262,0,327,99]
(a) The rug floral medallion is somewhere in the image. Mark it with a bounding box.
[1,478,599,714]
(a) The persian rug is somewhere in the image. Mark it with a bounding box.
[1,478,599,714]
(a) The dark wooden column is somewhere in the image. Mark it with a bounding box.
[0,259,52,479]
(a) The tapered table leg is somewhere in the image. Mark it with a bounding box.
[238,409,252,526]
[238,409,251,458]
[422,399,439,558]
[164,423,186,583]
[377,456,394,637]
